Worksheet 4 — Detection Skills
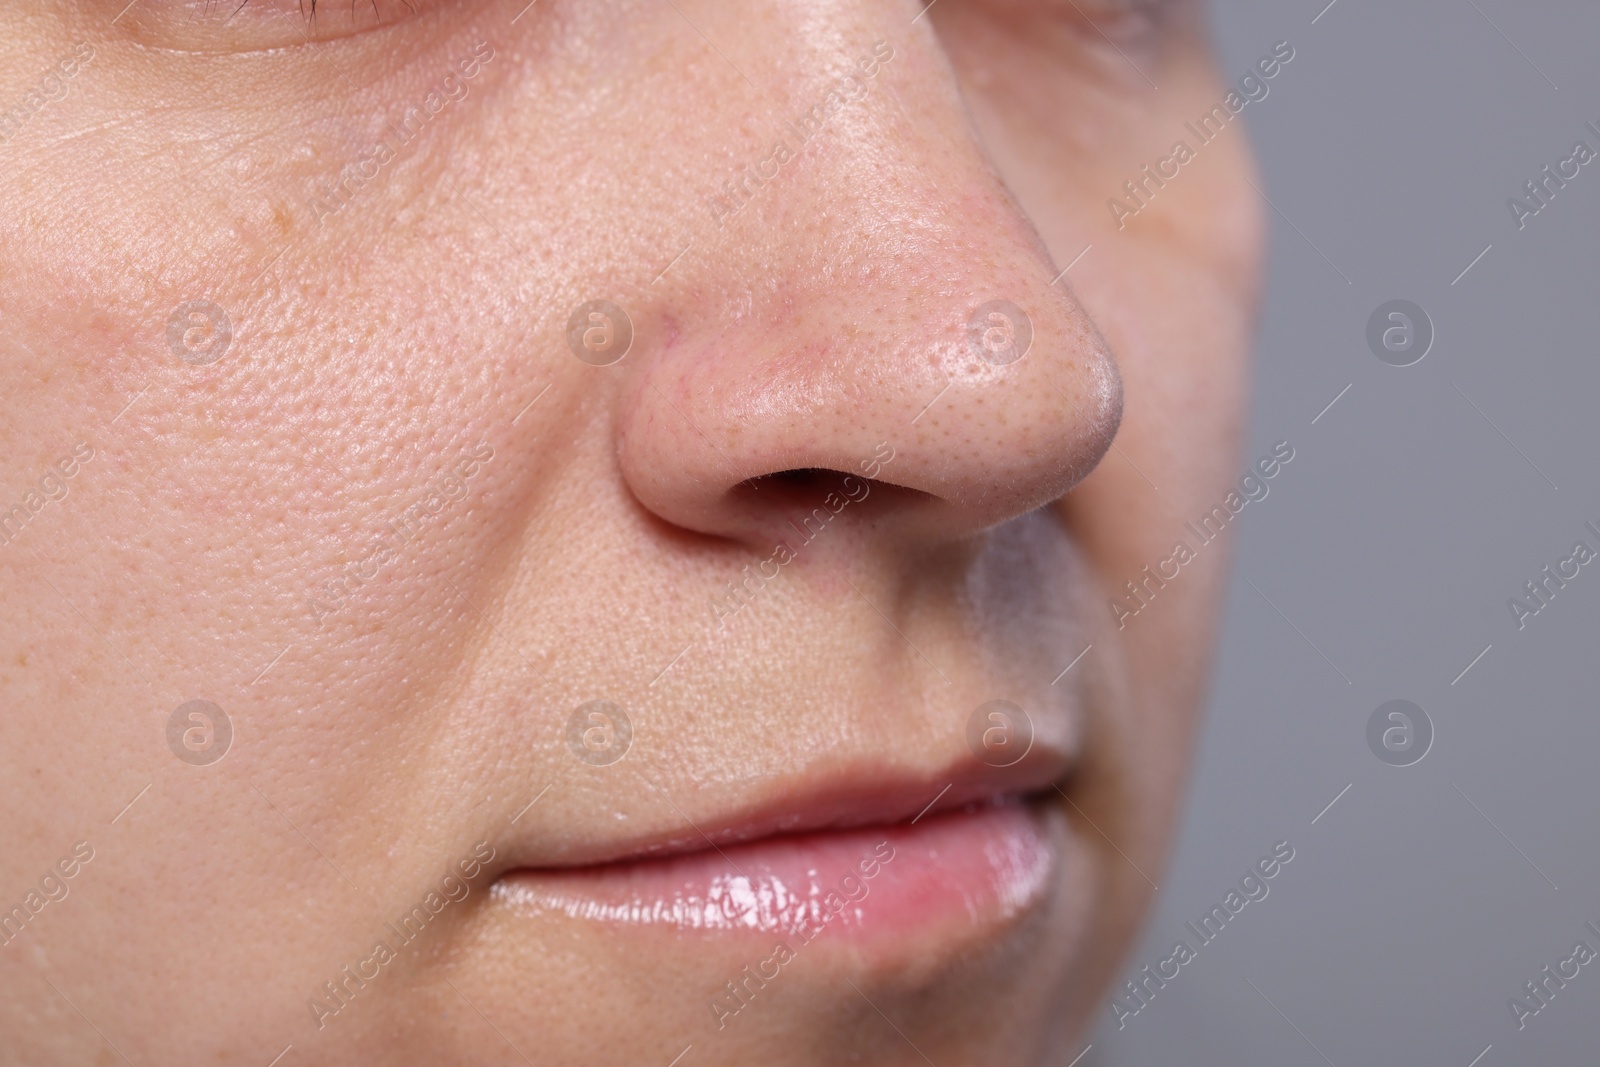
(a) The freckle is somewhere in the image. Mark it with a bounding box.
[273,202,293,237]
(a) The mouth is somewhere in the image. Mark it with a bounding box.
[486,679,1083,951]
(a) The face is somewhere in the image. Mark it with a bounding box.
[0,1,1260,1063]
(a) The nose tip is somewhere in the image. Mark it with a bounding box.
[615,267,1123,544]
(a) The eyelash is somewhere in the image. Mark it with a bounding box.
[220,0,416,20]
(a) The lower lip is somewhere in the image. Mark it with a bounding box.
[494,800,1058,943]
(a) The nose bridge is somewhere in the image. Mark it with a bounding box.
[614,14,1122,543]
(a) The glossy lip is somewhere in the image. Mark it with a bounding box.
[495,797,1063,941]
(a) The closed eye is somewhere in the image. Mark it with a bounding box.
[109,0,450,52]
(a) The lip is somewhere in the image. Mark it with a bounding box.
[494,797,1062,944]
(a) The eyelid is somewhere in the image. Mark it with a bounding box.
[958,0,1180,42]
[106,0,447,54]
[1053,0,1174,36]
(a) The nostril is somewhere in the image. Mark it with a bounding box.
[739,467,879,502]
[736,468,867,505]
[731,468,937,517]
[754,468,834,490]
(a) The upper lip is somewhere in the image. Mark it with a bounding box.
[501,746,1072,871]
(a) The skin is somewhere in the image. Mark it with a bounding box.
[0,0,1260,1063]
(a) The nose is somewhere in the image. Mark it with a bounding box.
[615,31,1122,546]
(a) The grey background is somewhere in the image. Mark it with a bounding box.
[1088,2,1600,1065]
